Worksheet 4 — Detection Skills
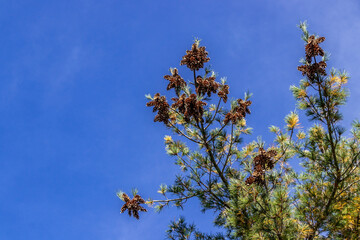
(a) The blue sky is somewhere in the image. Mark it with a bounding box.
[0,0,359,239]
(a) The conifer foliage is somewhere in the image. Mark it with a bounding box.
[118,24,360,239]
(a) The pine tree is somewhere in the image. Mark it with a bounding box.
[118,23,360,239]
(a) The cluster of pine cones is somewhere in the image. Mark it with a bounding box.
[146,41,245,125]
[245,148,277,185]
[297,35,327,83]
